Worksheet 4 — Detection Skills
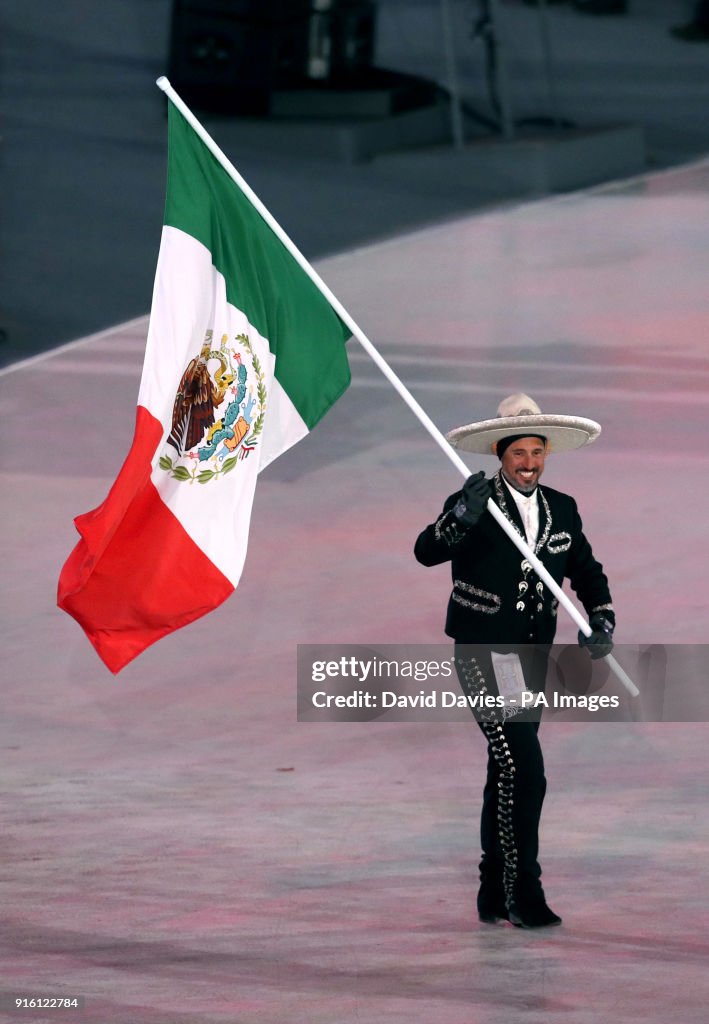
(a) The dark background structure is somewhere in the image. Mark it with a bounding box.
[2,0,709,367]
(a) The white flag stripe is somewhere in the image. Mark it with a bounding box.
[143,227,307,585]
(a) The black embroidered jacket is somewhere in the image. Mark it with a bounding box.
[414,471,614,645]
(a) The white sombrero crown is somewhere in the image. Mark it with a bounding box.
[446,393,601,455]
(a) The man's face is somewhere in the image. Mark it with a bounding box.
[499,436,546,494]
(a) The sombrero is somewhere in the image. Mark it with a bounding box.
[446,393,601,455]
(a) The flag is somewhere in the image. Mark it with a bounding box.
[57,102,351,673]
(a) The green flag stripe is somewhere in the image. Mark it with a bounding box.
[164,104,351,429]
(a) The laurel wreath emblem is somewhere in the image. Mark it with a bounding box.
[159,330,267,485]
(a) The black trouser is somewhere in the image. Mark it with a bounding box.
[455,645,549,907]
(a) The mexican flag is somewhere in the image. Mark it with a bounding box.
[57,101,351,673]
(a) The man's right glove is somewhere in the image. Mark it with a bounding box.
[453,471,492,527]
[578,614,614,660]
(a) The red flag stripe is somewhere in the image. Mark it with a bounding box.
[57,406,233,673]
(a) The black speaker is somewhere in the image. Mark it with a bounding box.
[168,0,377,115]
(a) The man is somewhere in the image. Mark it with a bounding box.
[414,394,614,929]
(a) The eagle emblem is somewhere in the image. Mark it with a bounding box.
[159,330,267,484]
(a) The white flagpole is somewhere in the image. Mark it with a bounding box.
[155,77,638,698]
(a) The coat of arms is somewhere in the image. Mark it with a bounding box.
[159,330,267,484]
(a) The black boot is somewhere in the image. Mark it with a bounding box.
[507,890,562,928]
[477,877,508,923]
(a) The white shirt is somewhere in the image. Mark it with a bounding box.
[507,485,539,547]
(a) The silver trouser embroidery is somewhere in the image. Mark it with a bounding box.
[482,719,519,909]
[456,653,521,908]
[455,654,527,725]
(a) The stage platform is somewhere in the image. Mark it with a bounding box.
[2,159,709,1022]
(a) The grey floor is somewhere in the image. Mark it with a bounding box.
[2,0,709,367]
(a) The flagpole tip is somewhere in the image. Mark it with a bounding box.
[156,76,170,93]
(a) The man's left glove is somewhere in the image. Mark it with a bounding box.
[578,614,614,660]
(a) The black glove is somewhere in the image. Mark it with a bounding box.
[578,614,614,660]
[452,471,491,527]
